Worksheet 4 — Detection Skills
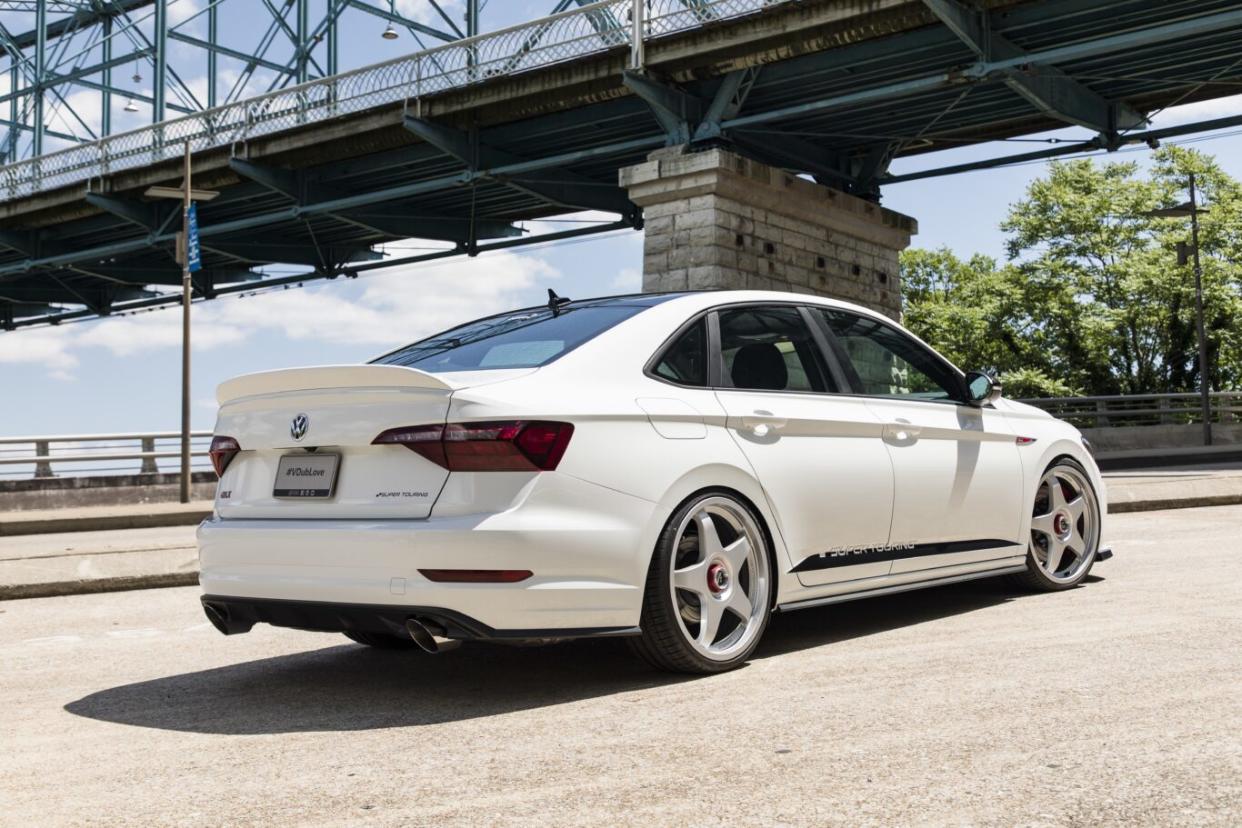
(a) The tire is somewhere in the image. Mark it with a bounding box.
[629,490,774,674]
[1012,457,1101,591]
[343,630,420,650]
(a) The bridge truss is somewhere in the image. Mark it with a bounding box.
[0,0,596,163]
[0,0,1241,329]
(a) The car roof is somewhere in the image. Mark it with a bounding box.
[630,289,892,320]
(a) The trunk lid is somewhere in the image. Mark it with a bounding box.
[212,365,525,520]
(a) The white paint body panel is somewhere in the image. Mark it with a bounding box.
[714,390,895,587]
[199,290,1104,635]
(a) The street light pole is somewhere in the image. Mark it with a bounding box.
[1188,173,1212,447]
[180,141,192,502]
[145,149,217,503]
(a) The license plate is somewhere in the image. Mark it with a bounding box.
[273,453,340,498]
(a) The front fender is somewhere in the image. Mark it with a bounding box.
[1016,435,1108,541]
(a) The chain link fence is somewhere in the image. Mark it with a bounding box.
[0,0,787,202]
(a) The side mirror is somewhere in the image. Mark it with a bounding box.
[965,371,1002,407]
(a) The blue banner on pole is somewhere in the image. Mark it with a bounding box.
[186,202,202,273]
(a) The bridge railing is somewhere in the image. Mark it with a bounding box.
[3,392,1239,479]
[1019,392,1242,429]
[0,0,784,202]
[0,431,213,479]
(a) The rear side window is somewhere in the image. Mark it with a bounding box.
[373,305,646,373]
[653,319,708,386]
[718,306,831,393]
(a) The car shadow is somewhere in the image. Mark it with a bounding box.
[64,579,1048,735]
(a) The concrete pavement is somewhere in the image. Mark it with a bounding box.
[0,500,212,537]
[1102,462,1242,512]
[1,505,1239,826]
[0,525,197,600]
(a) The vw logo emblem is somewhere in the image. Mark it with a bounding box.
[290,413,309,441]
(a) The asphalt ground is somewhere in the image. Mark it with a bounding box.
[1,505,1240,827]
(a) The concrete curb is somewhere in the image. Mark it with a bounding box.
[1107,493,1242,514]
[0,509,211,537]
[0,572,199,601]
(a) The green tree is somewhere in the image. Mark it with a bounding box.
[901,147,1242,397]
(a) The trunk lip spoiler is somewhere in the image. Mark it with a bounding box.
[216,364,457,405]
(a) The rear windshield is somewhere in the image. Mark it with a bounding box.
[371,304,648,373]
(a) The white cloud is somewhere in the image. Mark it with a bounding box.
[1149,94,1242,129]
[0,328,79,379]
[168,0,204,27]
[0,249,559,376]
[44,87,104,139]
[74,310,248,355]
[396,0,463,28]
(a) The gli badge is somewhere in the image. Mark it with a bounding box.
[290,413,309,442]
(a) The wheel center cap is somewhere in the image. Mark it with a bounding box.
[1054,512,1072,537]
[707,562,729,595]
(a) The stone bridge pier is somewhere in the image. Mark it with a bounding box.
[620,148,917,319]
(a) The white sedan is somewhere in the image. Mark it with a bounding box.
[198,290,1108,673]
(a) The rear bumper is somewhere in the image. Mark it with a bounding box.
[200,594,638,640]
[196,473,657,634]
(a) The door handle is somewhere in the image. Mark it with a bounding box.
[742,411,787,437]
[885,422,921,442]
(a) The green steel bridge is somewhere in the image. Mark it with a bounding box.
[0,0,1240,329]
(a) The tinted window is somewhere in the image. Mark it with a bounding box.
[718,306,831,392]
[654,318,708,386]
[817,308,961,400]
[373,304,646,373]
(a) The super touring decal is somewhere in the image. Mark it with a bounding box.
[792,539,1020,572]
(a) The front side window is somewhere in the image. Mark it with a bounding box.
[718,306,831,393]
[372,303,647,373]
[653,318,708,387]
[817,308,962,401]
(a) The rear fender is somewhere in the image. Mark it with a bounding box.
[639,463,797,607]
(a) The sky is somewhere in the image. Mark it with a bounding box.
[1,1,1241,440]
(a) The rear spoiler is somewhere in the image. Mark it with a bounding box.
[217,364,456,405]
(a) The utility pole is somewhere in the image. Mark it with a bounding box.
[1145,176,1213,446]
[146,148,217,502]
[180,141,193,502]
[1188,173,1212,446]
[631,0,645,69]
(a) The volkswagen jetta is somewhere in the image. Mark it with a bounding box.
[198,290,1108,673]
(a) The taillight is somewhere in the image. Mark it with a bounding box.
[372,421,573,471]
[209,436,240,477]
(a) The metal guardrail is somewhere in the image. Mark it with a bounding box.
[2,391,1239,478]
[0,431,213,479]
[1020,392,1242,429]
[0,0,786,202]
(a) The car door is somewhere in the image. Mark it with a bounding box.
[709,303,897,589]
[813,308,1025,575]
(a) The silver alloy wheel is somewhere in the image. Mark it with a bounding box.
[668,496,770,661]
[1029,464,1100,584]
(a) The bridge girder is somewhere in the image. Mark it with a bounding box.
[402,117,639,221]
[228,156,526,244]
[3,0,1242,328]
[921,0,1146,137]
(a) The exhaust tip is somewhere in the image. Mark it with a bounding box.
[405,617,441,653]
[202,601,253,635]
[405,617,461,653]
